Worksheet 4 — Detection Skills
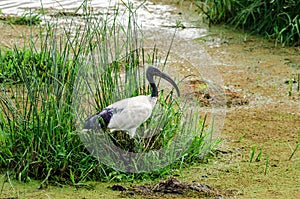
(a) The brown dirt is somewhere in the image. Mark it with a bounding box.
[0,22,40,48]
[110,177,228,198]
[180,26,300,198]
[139,1,300,198]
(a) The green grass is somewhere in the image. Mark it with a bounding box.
[196,0,300,46]
[249,145,257,163]
[264,153,269,175]
[0,0,218,185]
[0,12,41,26]
[289,132,300,160]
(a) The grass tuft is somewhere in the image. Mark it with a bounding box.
[0,11,41,26]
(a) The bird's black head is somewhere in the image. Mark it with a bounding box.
[146,66,180,97]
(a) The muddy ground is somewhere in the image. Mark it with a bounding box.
[0,1,300,198]
[182,27,300,198]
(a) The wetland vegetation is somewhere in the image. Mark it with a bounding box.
[196,0,300,46]
[0,0,217,195]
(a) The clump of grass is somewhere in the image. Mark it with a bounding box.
[249,145,263,163]
[0,0,218,184]
[0,3,109,182]
[0,29,98,183]
[0,12,41,26]
[0,48,51,83]
[249,145,257,163]
[197,0,300,46]
[264,153,269,175]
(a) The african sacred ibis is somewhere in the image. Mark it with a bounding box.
[83,66,180,138]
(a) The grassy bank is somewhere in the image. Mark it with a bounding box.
[196,0,300,46]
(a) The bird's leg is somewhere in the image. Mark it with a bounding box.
[128,127,137,139]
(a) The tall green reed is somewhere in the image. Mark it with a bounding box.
[0,25,95,182]
[197,0,300,46]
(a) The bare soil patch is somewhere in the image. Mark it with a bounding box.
[110,177,232,198]
[182,27,300,198]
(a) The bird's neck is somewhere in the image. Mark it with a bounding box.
[150,82,158,97]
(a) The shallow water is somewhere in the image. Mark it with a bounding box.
[0,0,208,39]
[0,1,223,101]
[0,0,117,14]
[0,1,211,62]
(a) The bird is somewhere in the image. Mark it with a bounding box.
[82,66,180,138]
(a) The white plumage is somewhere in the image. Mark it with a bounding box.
[83,66,180,138]
[107,95,157,138]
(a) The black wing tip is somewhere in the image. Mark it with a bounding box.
[82,108,114,131]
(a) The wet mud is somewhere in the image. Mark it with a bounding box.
[110,177,231,198]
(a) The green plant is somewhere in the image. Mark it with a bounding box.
[1,11,41,26]
[289,132,300,160]
[249,145,257,163]
[264,153,269,175]
[257,74,261,87]
[197,0,238,25]
[197,0,300,46]
[237,133,247,142]
[249,145,263,163]
[255,147,263,162]
[0,1,114,182]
